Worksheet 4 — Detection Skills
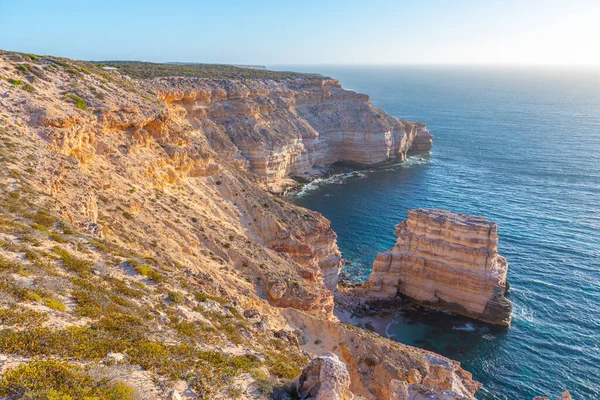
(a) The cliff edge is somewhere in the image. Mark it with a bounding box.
[151,76,432,183]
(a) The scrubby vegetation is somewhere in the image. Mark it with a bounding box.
[92,60,326,81]
[65,93,87,110]
[0,180,308,397]
[0,360,134,399]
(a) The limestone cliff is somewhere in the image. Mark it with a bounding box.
[152,77,432,181]
[0,51,477,400]
[368,209,512,326]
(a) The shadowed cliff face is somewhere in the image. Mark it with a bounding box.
[0,51,477,400]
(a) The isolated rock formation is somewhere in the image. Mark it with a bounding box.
[368,209,512,326]
[297,353,352,400]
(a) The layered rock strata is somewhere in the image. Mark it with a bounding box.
[368,209,512,326]
[153,77,432,180]
[283,308,480,400]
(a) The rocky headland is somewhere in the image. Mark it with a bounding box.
[0,51,486,399]
[367,208,512,326]
[152,76,432,189]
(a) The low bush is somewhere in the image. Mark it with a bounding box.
[52,247,93,276]
[0,307,48,327]
[0,360,134,399]
[43,297,67,312]
[135,264,164,282]
[167,290,184,304]
[65,94,87,110]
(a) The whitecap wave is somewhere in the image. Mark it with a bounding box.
[385,320,395,339]
[293,170,365,197]
[293,177,326,197]
[514,304,536,324]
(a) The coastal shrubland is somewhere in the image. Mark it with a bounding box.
[93,60,325,81]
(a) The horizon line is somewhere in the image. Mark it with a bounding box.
[2,48,599,69]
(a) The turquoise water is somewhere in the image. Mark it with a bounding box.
[277,66,600,399]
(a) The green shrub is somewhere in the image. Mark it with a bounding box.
[52,247,92,276]
[0,360,134,399]
[0,326,122,360]
[251,368,274,395]
[22,84,35,93]
[31,210,56,228]
[0,255,22,273]
[194,291,228,304]
[65,94,87,110]
[167,290,184,304]
[0,307,48,327]
[90,60,325,81]
[49,232,68,243]
[27,292,43,302]
[44,297,67,312]
[135,264,164,282]
[266,351,307,380]
[8,78,22,86]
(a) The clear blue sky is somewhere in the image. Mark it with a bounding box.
[0,0,598,65]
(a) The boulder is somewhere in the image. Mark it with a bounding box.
[297,353,352,400]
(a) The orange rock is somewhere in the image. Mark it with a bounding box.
[368,209,512,326]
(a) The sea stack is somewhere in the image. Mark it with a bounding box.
[367,209,512,326]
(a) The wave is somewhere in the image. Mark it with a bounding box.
[452,322,476,331]
[293,156,429,197]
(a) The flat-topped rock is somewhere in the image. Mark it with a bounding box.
[367,209,512,326]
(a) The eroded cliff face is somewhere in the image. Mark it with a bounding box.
[152,77,432,182]
[283,308,480,399]
[0,53,345,317]
[0,51,478,400]
[368,209,512,326]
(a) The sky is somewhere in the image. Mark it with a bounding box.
[0,0,598,66]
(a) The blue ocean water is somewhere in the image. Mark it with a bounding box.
[276,65,600,399]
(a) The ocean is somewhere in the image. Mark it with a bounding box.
[274,65,600,399]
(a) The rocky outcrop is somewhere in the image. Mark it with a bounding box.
[408,126,433,153]
[534,390,574,400]
[367,209,512,326]
[153,77,431,180]
[283,308,480,400]
[297,353,352,400]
